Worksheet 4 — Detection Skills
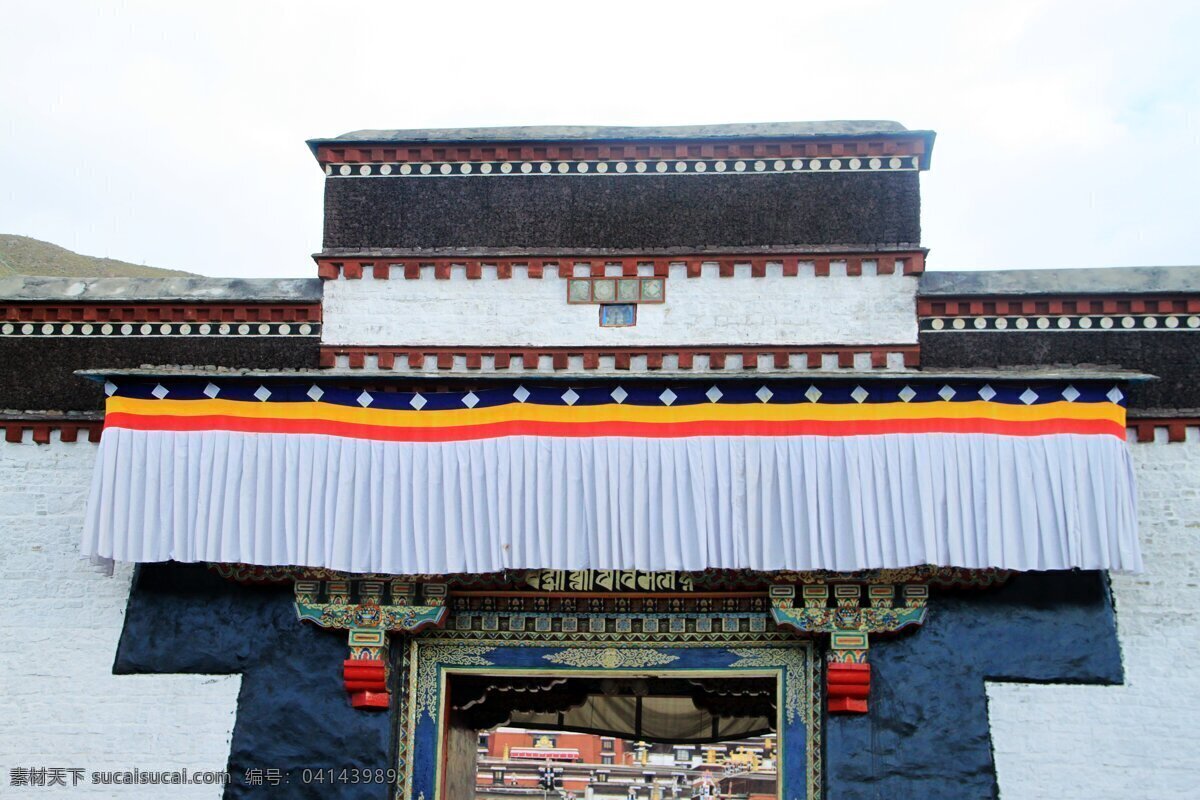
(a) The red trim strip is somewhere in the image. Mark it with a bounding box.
[316,136,929,167]
[918,295,1200,318]
[0,303,321,324]
[2,420,103,444]
[318,344,922,371]
[104,412,1126,443]
[315,252,926,281]
[1128,417,1200,443]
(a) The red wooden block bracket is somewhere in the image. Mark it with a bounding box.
[349,691,391,710]
[827,662,871,715]
[828,697,869,714]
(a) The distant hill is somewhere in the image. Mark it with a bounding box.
[0,235,193,278]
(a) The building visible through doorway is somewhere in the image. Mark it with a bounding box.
[451,674,779,798]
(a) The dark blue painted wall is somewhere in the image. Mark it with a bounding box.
[825,570,1122,800]
[116,565,392,799]
[116,566,1121,799]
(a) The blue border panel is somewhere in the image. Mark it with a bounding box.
[116,566,1121,799]
[108,378,1124,409]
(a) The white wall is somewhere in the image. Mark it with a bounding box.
[0,434,240,797]
[321,264,918,348]
[987,428,1200,799]
[5,420,1189,799]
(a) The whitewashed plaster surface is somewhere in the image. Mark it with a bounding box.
[0,435,240,798]
[5,412,1191,799]
[988,430,1200,798]
[321,264,918,347]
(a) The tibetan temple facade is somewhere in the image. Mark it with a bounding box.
[2,122,1198,799]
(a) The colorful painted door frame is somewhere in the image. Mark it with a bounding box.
[266,567,1009,798]
[400,638,820,800]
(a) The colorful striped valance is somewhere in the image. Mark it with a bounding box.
[82,379,1140,574]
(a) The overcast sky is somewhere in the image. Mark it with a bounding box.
[2,0,1197,278]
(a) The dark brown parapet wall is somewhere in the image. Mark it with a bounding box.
[0,276,323,411]
[309,122,932,252]
[321,172,922,251]
[918,266,1200,414]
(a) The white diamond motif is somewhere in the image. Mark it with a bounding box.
[104,381,117,397]
[357,391,373,408]
[610,386,628,404]
[804,386,822,403]
[1062,385,1080,403]
[410,393,427,410]
[254,385,271,402]
[978,384,996,401]
[462,392,479,409]
[204,383,220,399]
[152,384,169,399]
[1020,388,1039,405]
[659,388,677,406]
[851,386,869,404]
[513,385,530,403]
[306,385,324,402]
[706,386,723,403]
[561,388,579,406]
[898,386,916,403]
[756,386,774,403]
[938,385,956,401]
[1107,386,1125,404]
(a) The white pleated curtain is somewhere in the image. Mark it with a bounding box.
[82,428,1141,574]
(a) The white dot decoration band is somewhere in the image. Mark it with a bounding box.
[324,156,922,177]
[921,314,1200,332]
[0,321,318,337]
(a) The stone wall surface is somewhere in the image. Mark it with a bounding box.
[0,436,240,798]
[322,269,918,348]
[987,433,1200,799]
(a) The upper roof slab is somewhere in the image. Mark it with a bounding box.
[310,120,917,146]
[0,276,322,303]
[920,266,1200,297]
[307,120,936,170]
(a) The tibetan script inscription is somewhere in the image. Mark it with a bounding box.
[524,570,694,593]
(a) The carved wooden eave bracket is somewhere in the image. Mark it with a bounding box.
[294,579,449,710]
[257,566,1012,713]
[770,582,929,714]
